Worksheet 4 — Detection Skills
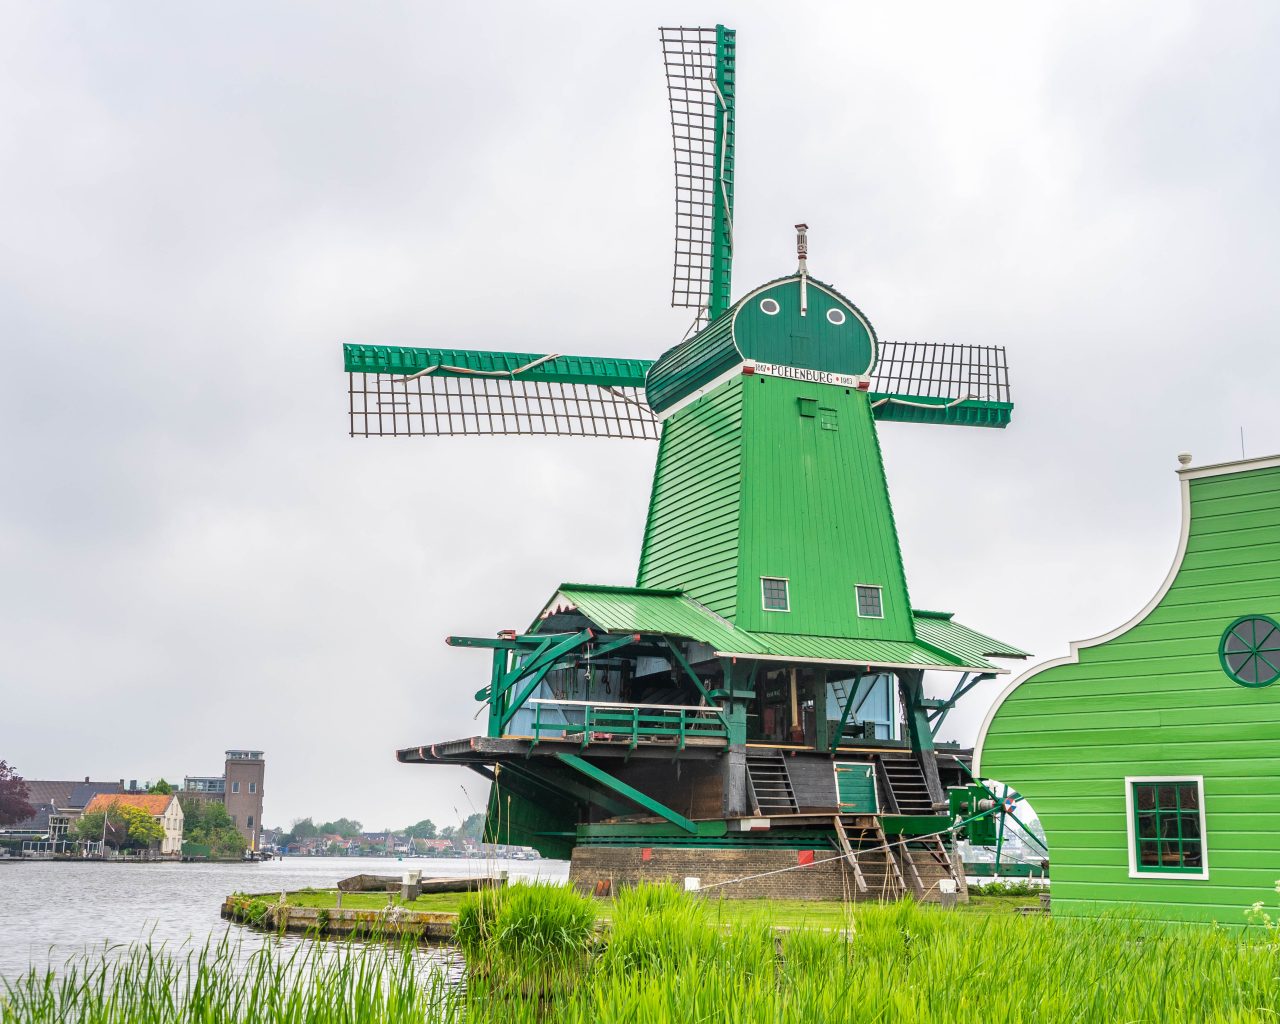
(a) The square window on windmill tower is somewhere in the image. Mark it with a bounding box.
[856,586,883,618]
[762,578,790,612]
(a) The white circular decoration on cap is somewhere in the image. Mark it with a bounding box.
[759,298,780,315]
[827,308,847,325]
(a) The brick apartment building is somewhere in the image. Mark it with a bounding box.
[182,749,266,850]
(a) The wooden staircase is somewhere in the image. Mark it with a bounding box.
[877,754,936,814]
[746,751,798,815]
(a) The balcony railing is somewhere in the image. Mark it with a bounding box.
[528,699,728,750]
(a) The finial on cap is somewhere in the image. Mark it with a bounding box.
[795,223,809,273]
[1177,452,1193,467]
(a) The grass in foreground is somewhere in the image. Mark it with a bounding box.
[9,884,1278,1022]
[263,887,1038,925]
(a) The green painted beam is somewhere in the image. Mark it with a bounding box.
[501,763,635,819]
[577,820,728,839]
[964,861,1048,878]
[664,638,730,732]
[707,24,736,320]
[879,814,951,836]
[344,344,653,387]
[870,396,1013,429]
[555,753,698,834]
[449,634,567,651]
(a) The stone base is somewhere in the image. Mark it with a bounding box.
[569,845,964,902]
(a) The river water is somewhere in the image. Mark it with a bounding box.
[0,855,569,979]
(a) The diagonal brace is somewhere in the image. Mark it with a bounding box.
[555,753,697,834]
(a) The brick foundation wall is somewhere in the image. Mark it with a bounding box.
[569,845,962,902]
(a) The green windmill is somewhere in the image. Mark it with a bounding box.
[348,26,1029,900]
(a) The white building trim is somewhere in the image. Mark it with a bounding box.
[973,453,1280,773]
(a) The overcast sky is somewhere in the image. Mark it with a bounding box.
[3,2,1278,835]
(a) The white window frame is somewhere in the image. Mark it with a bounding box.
[1124,775,1209,880]
[249,782,256,794]
[231,781,240,794]
[760,576,790,613]
[855,584,884,619]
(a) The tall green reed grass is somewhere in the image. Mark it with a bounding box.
[8,883,1280,1023]
[1,931,460,1024]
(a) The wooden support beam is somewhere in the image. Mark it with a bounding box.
[833,816,867,893]
[555,753,697,834]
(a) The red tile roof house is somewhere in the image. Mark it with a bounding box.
[84,793,184,856]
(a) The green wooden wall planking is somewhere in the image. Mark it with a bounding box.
[638,363,915,642]
[975,455,1280,925]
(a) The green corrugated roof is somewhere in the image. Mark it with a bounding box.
[912,610,1030,664]
[537,585,1023,673]
[542,585,745,654]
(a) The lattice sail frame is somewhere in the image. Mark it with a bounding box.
[348,373,660,440]
[660,26,736,328]
[345,341,1010,439]
[872,341,1010,405]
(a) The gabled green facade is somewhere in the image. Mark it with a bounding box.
[976,455,1280,924]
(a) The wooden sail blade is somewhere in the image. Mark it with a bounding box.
[344,345,659,439]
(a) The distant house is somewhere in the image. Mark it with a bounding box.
[85,793,184,856]
[2,779,124,840]
[413,838,453,856]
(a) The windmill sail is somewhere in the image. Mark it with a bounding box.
[660,26,736,329]
[870,341,1012,427]
[344,338,1012,438]
[345,345,659,439]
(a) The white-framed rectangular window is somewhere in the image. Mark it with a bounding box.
[231,781,240,794]
[761,576,790,612]
[249,782,256,794]
[1124,775,1208,880]
[855,584,883,619]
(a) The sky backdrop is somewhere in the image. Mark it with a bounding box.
[3,1,1279,834]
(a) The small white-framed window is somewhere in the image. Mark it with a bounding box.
[826,308,847,325]
[249,782,256,794]
[231,781,240,794]
[761,577,790,612]
[759,298,781,316]
[1124,775,1209,880]
[855,585,883,619]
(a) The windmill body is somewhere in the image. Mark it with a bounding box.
[350,27,1027,898]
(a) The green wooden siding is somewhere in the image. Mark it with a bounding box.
[645,315,739,415]
[978,461,1280,924]
[637,378,744,617]
[733,376,915,641]
[835,762,877,813]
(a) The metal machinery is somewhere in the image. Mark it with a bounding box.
[346,26,1034,900]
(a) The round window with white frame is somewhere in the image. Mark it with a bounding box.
[826,308,847,326]
[759,298,780,316]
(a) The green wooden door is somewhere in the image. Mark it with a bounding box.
[835,762,878,814]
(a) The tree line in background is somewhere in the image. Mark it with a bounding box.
[279,812,486,847]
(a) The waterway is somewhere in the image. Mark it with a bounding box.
[0,855,569,979]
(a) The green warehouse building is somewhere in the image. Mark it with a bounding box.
[976,453,1280,923]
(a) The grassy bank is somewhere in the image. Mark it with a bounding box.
[7,884,1280,1022]
[259,886,1039,926]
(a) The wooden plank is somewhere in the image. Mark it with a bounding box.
[833,816,867,892]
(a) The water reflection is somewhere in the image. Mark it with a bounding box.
[0,855,568,978]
